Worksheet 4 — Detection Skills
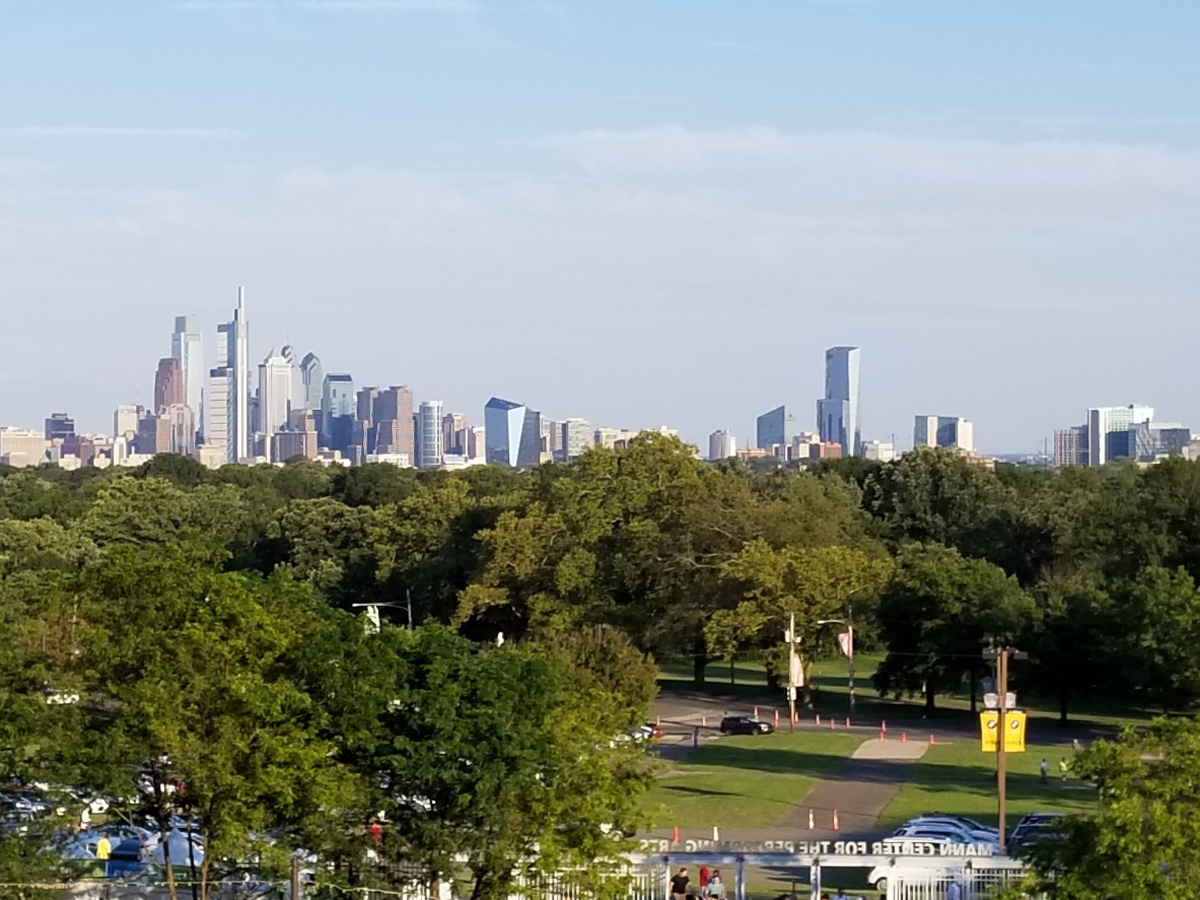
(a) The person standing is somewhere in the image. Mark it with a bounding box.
[946,881,962,900]
[699,865,710,887]
[95,834,111,861]
[1060,757,1070,782]
[671,868,690,900]
[1039,758,1048,783]
[706,872,726,900]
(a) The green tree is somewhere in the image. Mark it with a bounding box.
[873,544,1035,711]
[75,544,343,900]
[1019,718,1200,899]
[320,624,650,900]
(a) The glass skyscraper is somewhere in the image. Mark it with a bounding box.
[817,346,860,457]
[484,397,541,467]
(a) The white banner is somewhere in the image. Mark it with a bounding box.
[837,631,853,659]
[790,651,805,687]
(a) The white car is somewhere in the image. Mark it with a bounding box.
[902,816,999,843]
[891,824,1000,853]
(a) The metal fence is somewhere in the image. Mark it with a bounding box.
[887,868,1023,900]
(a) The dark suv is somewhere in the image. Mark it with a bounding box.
[719,715,774,735]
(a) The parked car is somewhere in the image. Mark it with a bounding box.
[719,716,774,736]
[902,815,1000,842]
[1009,812,1065,854]
[891,823,1000,853]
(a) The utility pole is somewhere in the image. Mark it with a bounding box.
[787,612,797,732]
[847,602,855,714]
[997,646,1009,856]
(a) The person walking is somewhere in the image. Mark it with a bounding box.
[1039,758,1048,783]
[1060,757,1070,782]
[671,868,691,900]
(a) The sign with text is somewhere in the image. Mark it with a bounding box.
[980,710,1026,752]
[638,838,995,858]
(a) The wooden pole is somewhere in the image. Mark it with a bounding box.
[788,612,797,732]
[998,647,1009,855]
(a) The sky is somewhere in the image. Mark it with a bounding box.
[2,1,1199,453]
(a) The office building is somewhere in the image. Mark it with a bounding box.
[114,405,143,440]
[373,387,415,460]
[468,426,486,461]
[561,418,591,461]
[1087,405,1154,467]
[708,430,737,461]
[757,406,796,452]
[817,346,860,457]
[484,397,541,467]
[861,440,896,462]
[154,358,184,412]
[322,374,356,453]
[212,288,250,462]
[1130,422,1191,461]
[442,413,468,457]
[416,400,444,469]
[914,416,975,453]
[299,353,323,411]
[258,351,295,458]
[541,418,561,462]
[136,413,172,456]
[1054,425,1089,469]
[163,404,197,456]
[172,315,204,438]
[0,427,49,467]
[594,427,639,450]
[45,413,75,442]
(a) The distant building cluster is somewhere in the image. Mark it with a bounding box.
[1054,405,1194,469]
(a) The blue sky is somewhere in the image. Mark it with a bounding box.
[2,1,1199,451]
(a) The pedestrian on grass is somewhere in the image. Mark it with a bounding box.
[671,868,690,900]
[1060,757,1069,781]
[1039,758,1048,783]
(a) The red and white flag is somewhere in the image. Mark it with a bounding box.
[837,631,854,660]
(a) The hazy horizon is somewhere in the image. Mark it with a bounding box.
[2,2,1199,454]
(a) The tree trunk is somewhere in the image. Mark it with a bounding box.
[692,631,707,686]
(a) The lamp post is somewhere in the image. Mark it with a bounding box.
[817,604,855,713]
[982,639,1027,855]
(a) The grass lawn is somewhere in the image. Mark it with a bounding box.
[644,731,865,830]
[878,741,1096,830]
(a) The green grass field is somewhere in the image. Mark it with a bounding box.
[644,731,865,829]
[878,741,1096,830]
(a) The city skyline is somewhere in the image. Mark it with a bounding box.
[3,5,1200,453]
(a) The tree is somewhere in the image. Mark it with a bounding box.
[1114,566,1200,712]
[320,624,650,900]
[1019,718,1200,899]
[873,543,1035,711]
[74,544,343,900]
[707,541,892,701]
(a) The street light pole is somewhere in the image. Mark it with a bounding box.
[997,646,1008,856]
[847,603,855,715]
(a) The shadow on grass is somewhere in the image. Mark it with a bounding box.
[659,785,742,798]
[687,742,855,777]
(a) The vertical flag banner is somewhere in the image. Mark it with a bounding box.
[790,651,805,687]
[837,631,853,659]
[980,711,1027,752]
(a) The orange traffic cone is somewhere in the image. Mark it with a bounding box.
[672,826,680,843]
[833,810,840,831]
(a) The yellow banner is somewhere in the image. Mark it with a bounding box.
[980,710,1027,752]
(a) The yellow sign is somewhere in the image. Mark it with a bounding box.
[980,710,1026,752]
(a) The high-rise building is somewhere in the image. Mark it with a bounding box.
[484,397,541,467]
[163,404,197,456]
[136,413,172,456]
[373,387,414,460]
[299,353,324,412]
[172,315,204,438]
[45,413,75,442]
[756,405,796,452]
[817,346,860,457]
[1054,425,1089,469]
[212,288,250,462]
[0,428,49,468]
[561,418,590,461]
[468,426,486,461]
[708,430,737,461]
[860,440,896,462]
[416,400,444,469]
[322,374,356,452]
[1087,405,1153,467]
[258,350,295,458]
[113,405,143,440]
[914,416,974,453]
[154,357,184,412]
[442,413,468,456]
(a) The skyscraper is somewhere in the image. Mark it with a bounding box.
[322,374,356,452]
[373,387,414,460]
[258,351,294,458]
[44,413,75,442]
[561,418,591,461]
[756,405,796,452]
[416,400,444,469]
[708,430,737,461]
[817,346,860,457]
[172,315,204,439]
[212,288,251,462]
[154,358,184,412]
[442,413,468,456]
[1087,405,1153,467]
[299,353,323,411]
[484,397,540,467]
